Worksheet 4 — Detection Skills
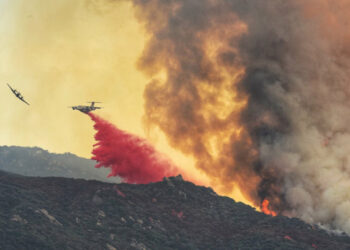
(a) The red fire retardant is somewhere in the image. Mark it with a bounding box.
[89,113,179,184]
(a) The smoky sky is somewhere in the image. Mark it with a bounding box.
[130,0,350,233]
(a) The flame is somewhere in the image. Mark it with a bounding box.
[135,0,262,206]
[261,199,277,216]
[132,1,350,236]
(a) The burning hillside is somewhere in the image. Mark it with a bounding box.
[126,0,350,234]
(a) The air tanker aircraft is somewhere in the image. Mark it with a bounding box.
[69,102,102,113]
[7,83,30,105]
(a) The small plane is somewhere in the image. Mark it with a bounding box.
[7,83,30,105]
[69,102,102,113]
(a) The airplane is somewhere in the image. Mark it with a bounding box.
[7,83,30,105]
[69,102,102,113]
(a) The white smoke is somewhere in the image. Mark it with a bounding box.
[254,0,350,233]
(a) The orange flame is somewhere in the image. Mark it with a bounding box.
[261,199,277,216]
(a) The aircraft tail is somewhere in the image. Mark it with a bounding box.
[87,101,101,107]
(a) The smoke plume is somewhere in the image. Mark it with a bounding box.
[131,0,350,233]
[89,113,179,183]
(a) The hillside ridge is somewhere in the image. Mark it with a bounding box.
[1,171,350,249]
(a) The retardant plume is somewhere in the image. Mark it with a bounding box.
[89,113,179,184]
[132,0,350,234]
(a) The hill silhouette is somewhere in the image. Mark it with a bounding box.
[0,146,119,183]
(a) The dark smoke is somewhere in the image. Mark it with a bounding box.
[89,113,179,184]
[131,0,350,233]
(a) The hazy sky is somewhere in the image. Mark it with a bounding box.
[0,1,188,167]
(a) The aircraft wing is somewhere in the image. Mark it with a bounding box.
[19,97,30,105]
[7,83,30,105]
[7,83,16,93]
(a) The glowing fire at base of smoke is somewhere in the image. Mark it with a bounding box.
[133,0,350,235]
[261,199,277,217]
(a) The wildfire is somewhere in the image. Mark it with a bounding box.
[261,199,277,216]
